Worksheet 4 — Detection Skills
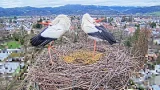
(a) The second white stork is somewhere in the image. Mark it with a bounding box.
[81,13,116,58]
[30,14,71,64]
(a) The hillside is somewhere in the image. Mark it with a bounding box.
[123,6,160,14]
[149,11,160,16]
[0,4,160,16]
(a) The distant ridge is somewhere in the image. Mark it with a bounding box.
[123,5,160,14]
[0,4,160,16]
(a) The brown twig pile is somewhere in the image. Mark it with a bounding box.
[27,35,141,90]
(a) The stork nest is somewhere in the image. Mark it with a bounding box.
[27,37,140,90]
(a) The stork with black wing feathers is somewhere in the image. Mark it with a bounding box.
[81,13,116,58]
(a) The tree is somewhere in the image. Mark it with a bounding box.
[101,16,107,22]
[108,17,113,23]
[135,24,140,28]
[35,18,43,29]
[132,27,140,43]
[124,24,127,29]
[39,18,42,22]
[109,23,112,26]
[9,19,12,23]
[32,24,37,29]
[71,16,74,21]
[13,20,17,23]
[121,16,126,22]
[19,38,25,45]
[12,26,27,45]
[77,17,80,20]
[0,19,4,23]
[132,27,150,67]
[12,32,20,41]
[123,26,150,68]
[124,37,132,48]
[150,22,156,28]
[43,17,46,20]
[35,24,42,29]
[14,16,17,20]
[128,16,133,22]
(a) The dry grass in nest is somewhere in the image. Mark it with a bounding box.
[62,50,104,64]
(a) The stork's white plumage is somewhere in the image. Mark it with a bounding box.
[31,15,71,65]
[31,15,71,47]
[81,13,116,58]
[81,13,116,44]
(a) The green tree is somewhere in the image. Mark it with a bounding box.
[71,16,74,21]
[128,16,133,22]
[9,19,12,23]
[0,19,4,23]
[14,16,17,20]
[13,32,20,41]
[150,22,156,28]
[108,17,113,23]
[132,27,140,43]
[135,24,140,28]
[77,17,80,20]
[39,18,42,22]
[124,37,132,47]
[12,26,27,45]
[101,16,107,22]
[35,24,42,29]
[132,28,149,67]
[43,17,46,20]
[13,20,17,23]
[124,24,127,29]
[32,24,37,28]
[19,38,24,45]
[121,16,126,22]
[35,18,43,29]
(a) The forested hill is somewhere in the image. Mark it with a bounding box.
[0,4,160,16]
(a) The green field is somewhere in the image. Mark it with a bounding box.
[0,45,4,49]
[148,12,160,16]
[4,41,21,49]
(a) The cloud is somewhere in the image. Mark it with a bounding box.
[1,0,23,8]
[0,0,160,8]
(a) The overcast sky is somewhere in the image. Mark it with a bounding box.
[0,0,160,8]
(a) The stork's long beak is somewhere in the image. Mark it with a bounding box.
[94,18,105,23]
[39,21,52,26]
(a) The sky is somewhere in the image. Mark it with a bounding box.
[0,0,160,8]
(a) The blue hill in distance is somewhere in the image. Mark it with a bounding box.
[0,4,159,16]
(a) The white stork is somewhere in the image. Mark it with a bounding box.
[30,14,71,64]
[81,13,116,58]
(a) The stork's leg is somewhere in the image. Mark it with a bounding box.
[48,41,55,65]
[48,45,54,65]
[93,40,96,59]
[50,41,58,56]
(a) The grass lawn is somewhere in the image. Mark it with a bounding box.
[4,41,21,49]
[0,45,4,49]
[148,12,160,16]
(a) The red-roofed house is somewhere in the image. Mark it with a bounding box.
[102,23,115,30]
[125,27,136,35]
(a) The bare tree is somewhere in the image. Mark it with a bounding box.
[132,27,150,68]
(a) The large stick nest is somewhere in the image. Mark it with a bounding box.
[27,31,140,90]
